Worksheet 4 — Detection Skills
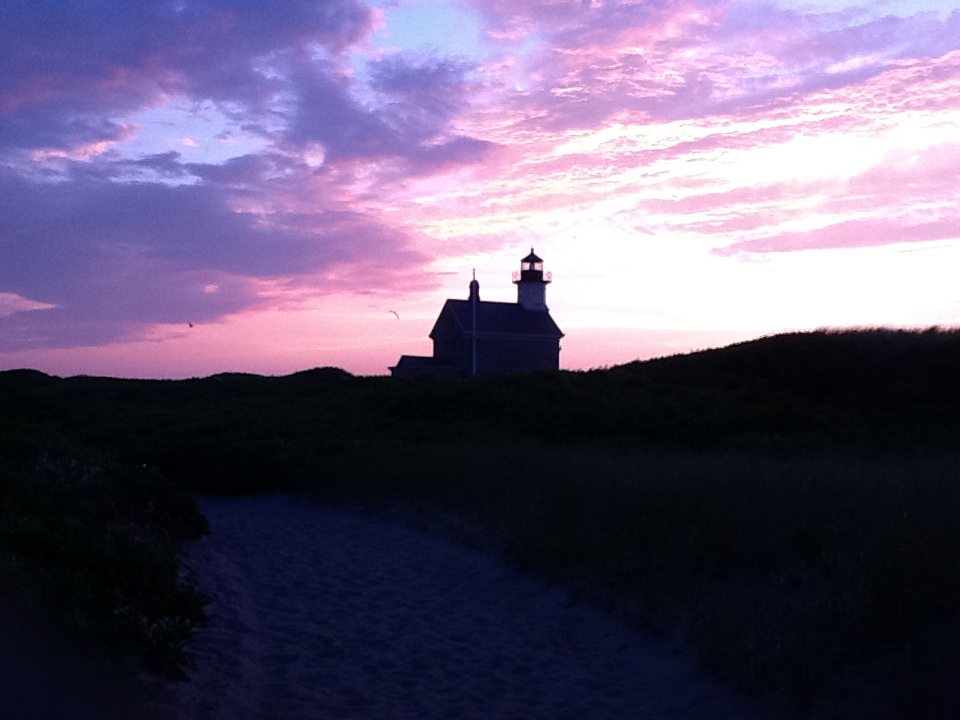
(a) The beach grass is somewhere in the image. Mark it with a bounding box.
[306,441,960,708]
[2,328,960,710]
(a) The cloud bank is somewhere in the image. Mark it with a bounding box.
[0,0,491,351]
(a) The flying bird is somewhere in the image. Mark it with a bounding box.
[188,322,194,328]
[389,311,400,320]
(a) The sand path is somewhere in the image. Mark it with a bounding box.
[160,495,781,719]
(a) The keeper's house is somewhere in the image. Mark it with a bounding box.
[390,250,564,378]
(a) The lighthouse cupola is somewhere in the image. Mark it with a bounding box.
[512,248,551,311]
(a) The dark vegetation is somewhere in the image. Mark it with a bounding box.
[2,328,960,714]
[0,415,208,677]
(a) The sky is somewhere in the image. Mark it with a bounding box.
[1,0,959,377]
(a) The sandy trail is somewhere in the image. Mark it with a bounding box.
[159,495,781,719]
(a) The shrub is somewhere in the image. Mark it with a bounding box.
[0,417,208,676]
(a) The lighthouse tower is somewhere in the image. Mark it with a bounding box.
[513,248,551,311]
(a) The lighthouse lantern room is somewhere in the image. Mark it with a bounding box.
[512,248,552,311]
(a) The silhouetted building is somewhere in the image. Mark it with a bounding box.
[390,249,564,377]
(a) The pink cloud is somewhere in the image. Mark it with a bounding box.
[717,216,960,256]
[653,139,960,251]
[0,292,54,319]
[445,42,960,262]
[473,1,960,137]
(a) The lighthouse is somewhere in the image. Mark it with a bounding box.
[513,248,551,311]
[390,248,563,377]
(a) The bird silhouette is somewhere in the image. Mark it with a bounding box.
[389,311,400,320]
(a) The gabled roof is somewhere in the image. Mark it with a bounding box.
[430,299,563,339]
[389,355,464,377]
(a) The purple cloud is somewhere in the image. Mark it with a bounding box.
[0,2,493,352]
[0,154,430,351]
[0,1,375,154]
[285,55,494,171]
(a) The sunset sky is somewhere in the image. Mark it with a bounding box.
[2,1,959,377]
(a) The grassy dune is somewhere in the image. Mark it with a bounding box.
[326,443,960,708]
[2,328,960,711]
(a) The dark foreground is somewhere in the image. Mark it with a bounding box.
[2,328,960,715]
